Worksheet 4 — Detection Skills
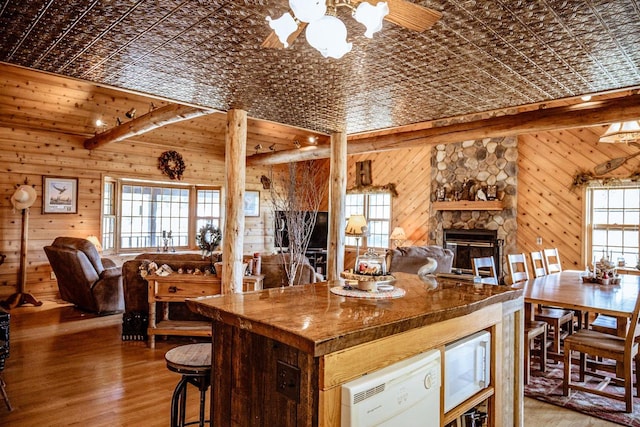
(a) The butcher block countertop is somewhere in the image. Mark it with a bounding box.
[186,272,522,357]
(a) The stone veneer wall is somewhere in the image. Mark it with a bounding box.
[428,137,518,274]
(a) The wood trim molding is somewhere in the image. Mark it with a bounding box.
[247,94,640,165]
[84,104,215,149]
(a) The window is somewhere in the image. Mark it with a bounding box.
[345,192,391,248]
[586,183,639,267]
[102,179,116,251]
[102,179,221,252]
[195,188,222,232]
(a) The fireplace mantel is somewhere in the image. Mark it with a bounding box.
[432,200,504,211]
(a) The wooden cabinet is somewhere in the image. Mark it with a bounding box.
[188,275,524,426]
[147,273,264,348]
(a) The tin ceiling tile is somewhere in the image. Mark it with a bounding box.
[0,0,639,134]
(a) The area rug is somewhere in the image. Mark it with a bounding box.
[525,362,640,426]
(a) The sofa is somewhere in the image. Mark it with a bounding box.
[121,252,321,340]
[261,253,322,288]
[385,246,454,275]
[44,237,124,315]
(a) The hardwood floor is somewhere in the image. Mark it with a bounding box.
[0,302,620,426]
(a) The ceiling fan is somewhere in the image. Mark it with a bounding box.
[261,0,442,58]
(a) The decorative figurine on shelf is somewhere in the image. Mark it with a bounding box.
[161,230,175,252]
[486,185,497,200]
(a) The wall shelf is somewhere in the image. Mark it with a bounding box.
[432,200,503,211]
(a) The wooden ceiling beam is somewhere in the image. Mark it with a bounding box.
[84,104,215,150]
[246,95,640,166]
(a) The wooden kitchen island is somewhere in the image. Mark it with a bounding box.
[187,273,524,427]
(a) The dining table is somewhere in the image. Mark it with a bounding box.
[512,270,640,338]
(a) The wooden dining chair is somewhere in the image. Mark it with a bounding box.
[507,253,530,285]
[472,256,498,285]
[543,248,562,274]
[563,289,640,413]
[510,253,574,355]
[524,320,548,385]
[506,253,552,376]
[529,251,547,278]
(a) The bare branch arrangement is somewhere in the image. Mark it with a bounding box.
[269,161,328,286]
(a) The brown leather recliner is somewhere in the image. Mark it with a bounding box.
[44,237,124,314]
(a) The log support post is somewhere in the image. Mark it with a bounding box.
[326,131,347,282]
[222,109,247,294]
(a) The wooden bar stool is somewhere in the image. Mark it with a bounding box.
[165,343,211,427]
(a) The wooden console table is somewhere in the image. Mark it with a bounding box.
[147,273,264,348]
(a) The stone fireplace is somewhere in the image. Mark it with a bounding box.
[429,137,517,281]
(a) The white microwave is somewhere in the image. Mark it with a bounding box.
[444,330,491,412]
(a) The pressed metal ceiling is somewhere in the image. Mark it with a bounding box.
[1,0,640,135]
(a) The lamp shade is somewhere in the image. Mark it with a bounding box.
[354,1,389,38]
[86,235,103,252]
[345,215,368,236]
[266,12,298,48]
[390,227,407,241]
[306,15,352,59]
[599,120,640,143]
[289,0,326,23]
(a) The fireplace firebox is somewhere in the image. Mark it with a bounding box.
[443,229,503,280]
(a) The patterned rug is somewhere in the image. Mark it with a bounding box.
[525,362,640,426]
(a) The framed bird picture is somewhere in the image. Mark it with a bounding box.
[43,176,78,214]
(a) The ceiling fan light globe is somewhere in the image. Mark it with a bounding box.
[306,15,352,59]
[354,1,389,38]
[266,12,298,48]
[289,0,326,23]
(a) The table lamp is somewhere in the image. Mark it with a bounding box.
[389,227,407,248]
[86,235,103,252]
[345,215,368,270]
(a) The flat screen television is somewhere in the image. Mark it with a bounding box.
[275,211,328,251]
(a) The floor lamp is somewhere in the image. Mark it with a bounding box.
[345,215,368,271]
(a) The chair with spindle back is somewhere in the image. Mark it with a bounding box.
[472,256,498,285]
[530,251,547,278]
[507,253,530,285]
[507,253,548,384]
[563,288,640,413]
[509,253,574,354]
[543,248,562,274]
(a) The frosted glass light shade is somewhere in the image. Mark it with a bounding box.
[345,215,368,236]
[354,1,389,38]
[306,15,352,59]
[599,120,640,143]
[289,0,326,23]
[266,12,298,48]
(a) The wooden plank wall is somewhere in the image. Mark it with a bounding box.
[517,126,638,270]
[0,65,278,300]
[347,128,639,273]
[345,146,432,267]
[2,63,638,300]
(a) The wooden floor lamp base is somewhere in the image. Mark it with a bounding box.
[0,292,42,310]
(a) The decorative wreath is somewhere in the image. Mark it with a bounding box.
[197,224,222,254]
[158,150,186,180]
